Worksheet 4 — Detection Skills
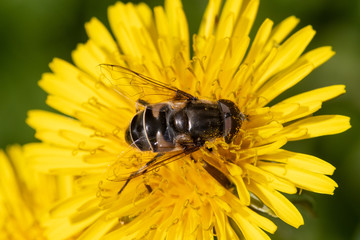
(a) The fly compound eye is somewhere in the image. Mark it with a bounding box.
[171,110,188,133]
[218,99,242,144]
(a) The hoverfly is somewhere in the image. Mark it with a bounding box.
[100,64,246,194]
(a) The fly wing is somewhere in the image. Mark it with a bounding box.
[111,146,199,195]
[108,146,199,183]
[99,64,196,105]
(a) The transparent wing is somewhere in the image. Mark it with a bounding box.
[109,146,199,182]
[99,64,196,105]
[105,146,156,181]
[106,144,199,194]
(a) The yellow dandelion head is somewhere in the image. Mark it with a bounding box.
[24,0,351,239]
[0,145,64,240]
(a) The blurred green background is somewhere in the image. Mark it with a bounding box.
[0,0,358,239]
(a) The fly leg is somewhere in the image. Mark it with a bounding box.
[118,153,164,195]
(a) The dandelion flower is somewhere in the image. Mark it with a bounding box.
[0,145,69,239]
[25,0,350,239]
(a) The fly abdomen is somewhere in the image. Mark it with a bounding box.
[126,111,152,151]
[144,104,177,152]
[126,103,177,152]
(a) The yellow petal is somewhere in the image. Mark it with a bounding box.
[85,17,118,55]
[135,4,157,45]
[72,42,104,78]
[197,0,221,38]
[244,18,273,66]
[258,162,338,194]
[75,216,118,240]
[231,212,272,240]
[263,16,300,53]
[280,85,345,105]
[27,110,90,135]
[50,192,95,218]
[24,143,106,174]
[247,121,283,139]
[45,95,83,117]
[242,138,287,156]
[216,7,235,40]
[266,25,316,75]
[248,182,304,228]
[198,201,213,230]
[109,2,162,66]
[220,36,250,96]
[204,38,230,88]
[216,0,242,39]
[27,110,100,148]
[228,175,251,206]
[232,0,259,39]
[165,0,189,55]
[108,3,141,58]
[46,211,102,240]
[298,46,335,69]
[253,63,314,107]
[245,163,297,194]
[209,199,227,239]
[268,100,323,126]
[154,6,170,38]
[260,149,336,175]
[282,115,351,140]
[0,149,22,207]
[225,194,278,234]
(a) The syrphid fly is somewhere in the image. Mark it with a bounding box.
[100,64,246,194]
